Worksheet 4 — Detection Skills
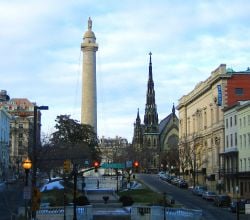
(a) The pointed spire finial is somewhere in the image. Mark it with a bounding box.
[172,103,175,115]
[149,52,152,64]
[88,17,92,30]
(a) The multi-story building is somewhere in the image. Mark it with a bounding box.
[0,95,44,172]
[99,136,129,164]
[177,64,250,190]
[0,107,11,180]
[221,101,250,198]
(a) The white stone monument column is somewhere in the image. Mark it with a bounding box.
[81,17,98,132]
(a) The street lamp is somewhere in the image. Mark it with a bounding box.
[22,158,32,220]
[22,158,32,186]
[31,105,48,219]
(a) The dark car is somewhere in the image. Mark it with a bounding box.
[214,195,231,207]
[230,199,250,213]
[178,180,188,188]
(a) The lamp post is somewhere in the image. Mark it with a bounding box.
[22,158,32,220]
[31,105,48,219]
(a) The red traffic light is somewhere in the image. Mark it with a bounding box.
[134,161,139,167]
[94,161,99,167]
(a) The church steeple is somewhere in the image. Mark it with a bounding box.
[172,103,175,115]
[132,108,143,151]
[144,52,158,132]
[136,108,141,125]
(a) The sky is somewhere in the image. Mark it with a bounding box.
[1,0,250,142]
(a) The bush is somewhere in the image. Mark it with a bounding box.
[119,195,134,206]
[75,195,89,205]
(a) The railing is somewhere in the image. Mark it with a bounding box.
[36,206,93,220]
[131,206,203,220]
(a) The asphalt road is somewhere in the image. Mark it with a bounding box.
[137,173,250,220]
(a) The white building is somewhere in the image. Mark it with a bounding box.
[221,100,250,198]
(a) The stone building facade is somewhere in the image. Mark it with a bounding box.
[177,64,250,190]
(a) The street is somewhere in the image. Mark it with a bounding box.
[138,174,250,220]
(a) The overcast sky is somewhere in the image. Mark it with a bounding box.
[1,0,250,142]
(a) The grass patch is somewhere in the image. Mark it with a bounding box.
[118,188,163,205]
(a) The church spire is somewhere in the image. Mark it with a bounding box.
[136,108,141,125]
[144,52,158,132]
[172,103,175,115]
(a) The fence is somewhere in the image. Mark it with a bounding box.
[131,206,203,220]
[36,206,93,220]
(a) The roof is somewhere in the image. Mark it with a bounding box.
[159,113,173,133]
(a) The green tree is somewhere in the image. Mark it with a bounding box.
[37,115,101,176]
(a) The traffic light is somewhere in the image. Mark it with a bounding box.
[32,187,41,211]
[133,160,139,173]
[94,161,99,172]
[63,160,71,173]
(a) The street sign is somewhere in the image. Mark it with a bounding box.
[126,160,133,168]
[101,162,125,169]
[23,186,31,199]
[245,204,250,214]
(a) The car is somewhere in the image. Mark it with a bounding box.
[230,199,250,213]
[192,185,207,196]
[213,195,231,207]
[178,180,188,188]
[202,191,217,201]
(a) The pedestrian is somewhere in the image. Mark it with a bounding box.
[97,179,99,189]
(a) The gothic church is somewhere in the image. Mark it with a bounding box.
[132,53,179,172]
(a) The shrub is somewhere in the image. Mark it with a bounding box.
[75,195,89,205]
[119,195,134,206]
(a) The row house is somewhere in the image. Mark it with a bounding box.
[221,101,250,198]
[177,64,250,192]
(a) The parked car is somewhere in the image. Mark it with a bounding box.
[192,185,207,196]
[202,191,217,201]
[178,180,188,188]
[230,199,250,213]
[213,195,231,207]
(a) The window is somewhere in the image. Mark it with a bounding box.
[231,134,233,147]
[19,133,23,138]
[244,158,247,171]
[19,123,23,128]
[226,135,229,147]
[248,133,250,147]
[18,141,22,147]
[204,111,207,129]
[235,115,237,125]
[240,159,242,171]
[240,135,242,148]
[226,119,228,128]
[244,117,246,127]
[244,134,247,148]
[230,117,233,127]
[235,133,237,146]
[235,88,244,95]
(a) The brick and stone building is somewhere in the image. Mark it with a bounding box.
[177,64,250,191]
